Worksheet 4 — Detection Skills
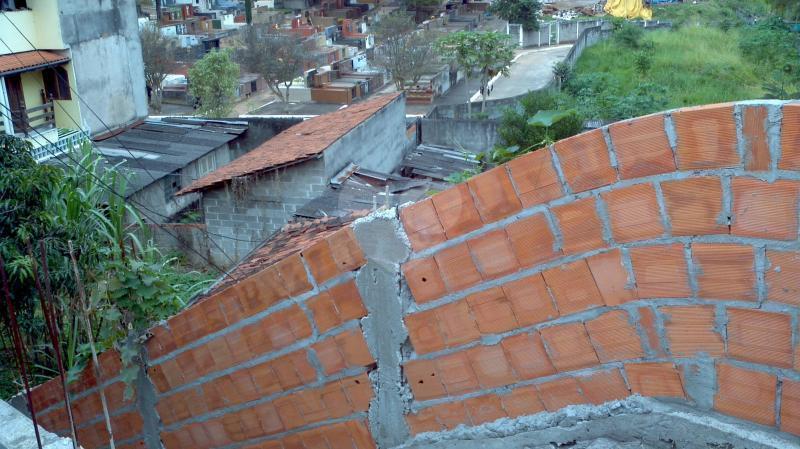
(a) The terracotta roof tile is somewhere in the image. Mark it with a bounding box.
[0,50,70,75]
[177,93,402,195]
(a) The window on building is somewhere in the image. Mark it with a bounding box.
[164,173,181,201]
[196,152,217,177]
[1,0,27,11]
[42,67,72,101]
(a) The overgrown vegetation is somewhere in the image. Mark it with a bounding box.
[568,11,799,120]
[0,136,213,400]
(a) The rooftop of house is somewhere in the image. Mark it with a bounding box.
[176,92,403,195]
[89,117,248,196]
[0,50,69,76]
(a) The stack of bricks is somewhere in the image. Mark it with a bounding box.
[29,227,377,449]
[400,102,800,438]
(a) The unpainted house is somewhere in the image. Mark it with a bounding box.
[176,92,411,267]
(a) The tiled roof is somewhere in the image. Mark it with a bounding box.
[201,212,369,298]
[177,93,402,195]
[0,50,70,76]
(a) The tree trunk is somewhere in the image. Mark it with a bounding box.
[150,87,162,113]
[155,0,162,22]
[283,83,292,112]
[465,75,472,119]
[481,74,488,113]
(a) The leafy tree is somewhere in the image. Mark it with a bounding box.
[140,24,177,113]
[238,26,308,110]
[436,31,516,115]
[373,12,439,90]
[188,49,240,118]
[490,0,542,31]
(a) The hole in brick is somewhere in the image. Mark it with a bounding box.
[355,379,361,384]
[418,380,424,384]
[421,277,427,282]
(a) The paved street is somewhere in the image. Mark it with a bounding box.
[473,44,573,101]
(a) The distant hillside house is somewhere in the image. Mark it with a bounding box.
[177,93,411,268]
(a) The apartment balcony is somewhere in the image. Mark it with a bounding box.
[0,50,88,162]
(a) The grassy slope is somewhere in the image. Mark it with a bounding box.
[573,26,764,109]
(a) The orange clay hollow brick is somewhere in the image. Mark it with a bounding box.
[765,249,800,306]
[731,177,800,241]
[585,310,645,363]
[552,196,605,255]
[741,105,770,171]
[400,198,446,251]
[624,362,685,398]
[434,242,483,292]
[467,229,520,280]
[608,114,676,179]
[726,308,793,368]
[431,183,483,239]
[553,129,616,193]
[466,166,522,224]
[506,148,564,207]
[692,243,756,301]
[781,379,800,436]
[505,213,561,268]
[629,244,692,299]
[714,363,776,427]
[780,104,800,170]
[602,183,665,243]
[660,177,728,236]
[659,305,724,358]
[539,322,599,372]
[402,257,447,304]
[672,104,739,170]
[542,259,604,315]
[586,249,637,306]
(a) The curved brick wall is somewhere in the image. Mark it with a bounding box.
[29,227,378,449]
[21,101,800,449]
[398,102,800,438]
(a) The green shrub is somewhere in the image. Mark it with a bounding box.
[613,22,644,49]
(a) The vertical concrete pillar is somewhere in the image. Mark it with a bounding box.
[351,209,411,448]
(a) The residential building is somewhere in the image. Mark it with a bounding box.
[176,92,410,267]
[1,0,148,161]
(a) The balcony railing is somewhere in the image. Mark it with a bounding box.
[29,128,90,163]
[9,100,56,135]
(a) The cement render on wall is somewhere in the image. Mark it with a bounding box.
[59,0,148,134]
[0,400,76,449]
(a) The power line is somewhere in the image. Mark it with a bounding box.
[0,37,256,266]
[0,105,240,282]
[0,17,264,248]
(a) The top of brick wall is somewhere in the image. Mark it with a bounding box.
[177,93,402,195]
[401,101,793,253]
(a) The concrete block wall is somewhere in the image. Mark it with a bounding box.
[20,100,800,449]
[397,101,800,440]
[203,160,328,267]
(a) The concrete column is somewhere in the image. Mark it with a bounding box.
[0,77,14,135]
[351,209,411,448]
